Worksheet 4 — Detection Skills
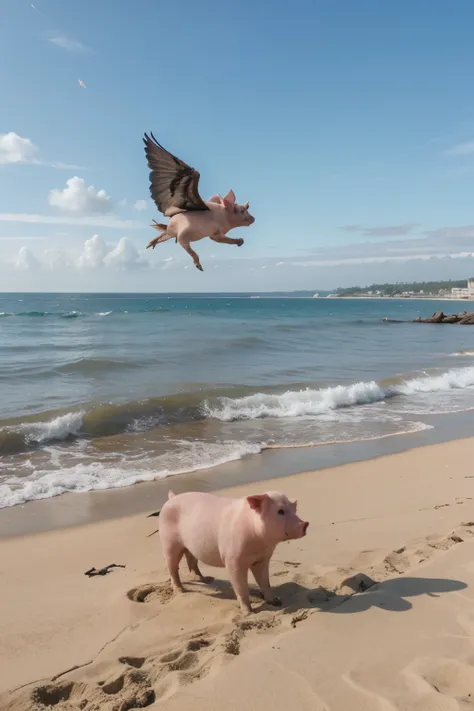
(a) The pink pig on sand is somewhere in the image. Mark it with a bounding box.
[158,490,309,615]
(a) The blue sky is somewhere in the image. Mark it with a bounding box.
[1,0,474,292]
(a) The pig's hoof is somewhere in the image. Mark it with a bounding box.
[267,596,282,607]
[236,239,244,247]
[192,574,214,584]
[195,263,203,272]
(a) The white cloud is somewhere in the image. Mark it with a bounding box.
[77,235,109,269]
[103,237,145,269]
[0,213,143,229]
[50,161,86,170]
[291,252,474,268]
[49,177,113,214]
[49,35,92,53]
[0,132,85,170]
[340,223,419,238]
[0,132,39,165]
[15,246,41,271]
[133,200,148,212]
[446,140,474,156]
[75,235,147,271]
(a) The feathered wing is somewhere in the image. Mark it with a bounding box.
[143,133,209,217]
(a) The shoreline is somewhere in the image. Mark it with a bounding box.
[3,435,474,708]
[2,408,474,539]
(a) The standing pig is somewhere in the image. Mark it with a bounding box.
[158,490,309,614]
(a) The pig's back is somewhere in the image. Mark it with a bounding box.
[160,492,234,567]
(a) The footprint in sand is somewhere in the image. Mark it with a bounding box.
[127,581,174,604]
[32,669,156,710]
[223,616,280,656]
[31,682,76,708]
[118,655,146,669]
[30,633,218,710]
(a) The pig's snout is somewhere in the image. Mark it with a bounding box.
[286,518,309,540]
[248,215,255,225]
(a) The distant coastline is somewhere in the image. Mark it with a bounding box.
[321,295,474,302]
[325,278,474,301]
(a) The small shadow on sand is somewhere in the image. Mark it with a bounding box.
[188,574,467,615]
[323,575,467,614]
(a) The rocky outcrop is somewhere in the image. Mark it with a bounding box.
[413,311,474,324]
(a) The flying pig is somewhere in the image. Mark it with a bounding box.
[143,133,255,272]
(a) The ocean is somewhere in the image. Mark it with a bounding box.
[1,293,474,510]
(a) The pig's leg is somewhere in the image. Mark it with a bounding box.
[177,235,203,271]
[146,232,174,249]
[211,233,244,247]
[251,558,282,607]
[227,562,253,615]
[163,542,186,593]
[184,549,214,584]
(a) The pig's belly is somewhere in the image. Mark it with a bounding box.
[184,537,225,568]
[196,549,225,568]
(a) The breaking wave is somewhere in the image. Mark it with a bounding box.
[0,411,84,455]
[2,366,474,455]
[204,366,474,421]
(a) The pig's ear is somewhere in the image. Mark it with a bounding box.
[223,189,236,208]
[208,194,223,204]
[291,499,297,512]
[246,493,269,511]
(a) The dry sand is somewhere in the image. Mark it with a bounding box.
[2,437,474,710]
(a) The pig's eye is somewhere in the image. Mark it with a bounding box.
[278,508,285,516]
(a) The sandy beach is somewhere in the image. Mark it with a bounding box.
[2,436,474,710]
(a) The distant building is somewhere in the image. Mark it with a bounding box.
[451,287,468,298]
[451,279,474,299]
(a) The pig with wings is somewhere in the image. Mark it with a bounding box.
[143,133,255,271]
